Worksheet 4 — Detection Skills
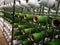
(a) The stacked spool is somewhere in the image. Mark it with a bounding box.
[2,11,60,45]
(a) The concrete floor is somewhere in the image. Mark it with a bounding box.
[0,29,8,45]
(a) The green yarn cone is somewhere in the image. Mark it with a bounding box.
[30,31,45,42]
[22,28,35,35]
[18,25,29,30]
[14,32,21,36]
[18,13,24,18]
[22,40,33,45]
[24,14,34,20]
[14,23,19,28]
[16,35,26,40]
[33,16,48,23]
[46,39,60,45]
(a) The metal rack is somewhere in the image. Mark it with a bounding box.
[0,0,60,45]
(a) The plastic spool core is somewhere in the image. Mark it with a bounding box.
[34,16,38,22]
[38,0,40,1]
[26,0,29,3]
[53,20,60,27]
[19,1,21,4]
[18,13,20,18]
[24,15,27,19]
[31,35,34,41]
[22,42,23,45]
[22,30,26,35]
[16,36,18,40]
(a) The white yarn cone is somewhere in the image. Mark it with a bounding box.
[0,5,6,8]
[19,0,30,7]
[0,5,3,8]
[5,0,14,4]
[15,1,20,7]
[26,0,40,8]
[39,0,60,10]
[9,1,23,8]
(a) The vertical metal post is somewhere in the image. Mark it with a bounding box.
[42,6,44,15]
[11,0,15,45]
[56,1,60,16]
[3,1,5,32]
